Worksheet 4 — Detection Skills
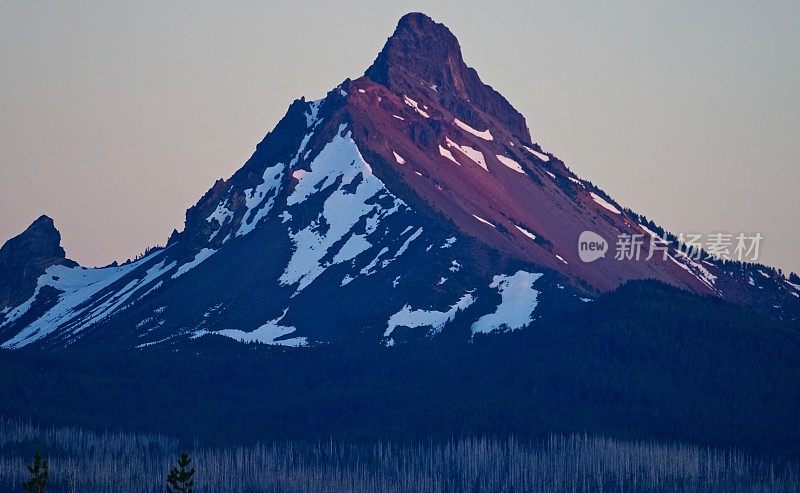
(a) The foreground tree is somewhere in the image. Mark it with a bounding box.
[166,451,195,493]
[22,451,48,493]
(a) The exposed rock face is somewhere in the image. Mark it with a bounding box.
[0,12,797,350]
[366,12,531,141]
[0,216,74,309]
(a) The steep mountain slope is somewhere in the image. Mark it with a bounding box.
[1,13,798,350]
[0,215,75,309]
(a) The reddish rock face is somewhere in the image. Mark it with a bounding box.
[365,12,531,142]
[1,12,796,350]
[349,13,716,294]
[156,12,791,309]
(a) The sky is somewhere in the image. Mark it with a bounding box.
[1,1,798,274]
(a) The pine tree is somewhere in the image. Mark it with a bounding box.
[22,451,48,493]
[166,451,195,493]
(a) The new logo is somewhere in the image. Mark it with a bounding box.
[578,231,608,263]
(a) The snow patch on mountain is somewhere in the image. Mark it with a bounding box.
[172,248,215,279]
[403,96,429,118]
[359,247,389,276]
[384,292,475,342]
[214,310,307,347]
[236,162,286,237]
[668,253,717,292]
[472,214,495,228]
[305,99,321,127]
[394,227,423,258]
[233,103,325,239]
[80,259,175,329]
[569,177,584,187]
[471,271,542,335]
[640,223,662,239]
[280,126,406,293]
[439,145,460,165]
[454,118,494,141]
[515,225,536,241]
[446,138,487,171]
[496,154,524,173]
[332,235,372,265]
[206,201,234,239]
[523,146,550,162]
[1,250,172,348]
[590,192,621,215]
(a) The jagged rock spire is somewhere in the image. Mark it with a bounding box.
[0,215,74,308]
[365,12,530,140]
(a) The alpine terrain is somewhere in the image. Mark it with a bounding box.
[1,12,798,352]
[3,13,800,466]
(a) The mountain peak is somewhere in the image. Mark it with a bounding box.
[3,13,797,351]
[366,13,462,86]
[397,11,442,29]
[11,215,62,252]
[28,214,57,232]
[365,13,530,140]
[0,215,73,309]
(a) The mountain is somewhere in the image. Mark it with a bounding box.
[0,215,75,310]
[1,12,798,350]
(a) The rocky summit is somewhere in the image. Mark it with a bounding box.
[1,13,798,350]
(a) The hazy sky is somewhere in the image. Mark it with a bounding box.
[1,1,798,273]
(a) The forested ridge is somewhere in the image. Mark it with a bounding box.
[1,281,798,453]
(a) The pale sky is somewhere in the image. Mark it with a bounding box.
[1,1,798,274]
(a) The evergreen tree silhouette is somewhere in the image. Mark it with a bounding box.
[166,451,195,493]
[22,451,48,493]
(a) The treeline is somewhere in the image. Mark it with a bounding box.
[2,281,799,453]
[1,418,798,491]
[3,420,194,492]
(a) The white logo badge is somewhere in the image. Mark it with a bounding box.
[578,231,608,263]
